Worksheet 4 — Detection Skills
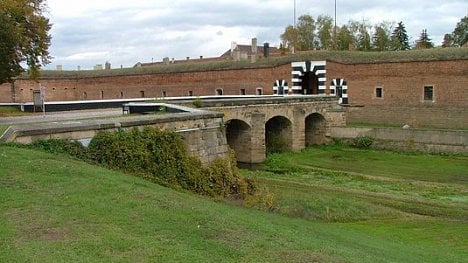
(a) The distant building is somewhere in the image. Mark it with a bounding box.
[132,38,279,68]
[220,39,280,61]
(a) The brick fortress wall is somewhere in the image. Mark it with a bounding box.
[327,60,468,129]
[1,59,466,129]
[1,65,291,103]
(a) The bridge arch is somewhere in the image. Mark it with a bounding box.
[225,119,252,163]
[305,112,327,146]
[265,115,293,154]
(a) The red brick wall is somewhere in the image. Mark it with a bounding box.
[2,59,467,128]
[0,82,13,103]
[326,60,468,128]
[6,65,291,102]
[327,60,467,107]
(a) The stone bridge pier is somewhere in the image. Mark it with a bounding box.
[209,96,346,164]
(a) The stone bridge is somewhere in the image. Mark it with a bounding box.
[205,96,346,164]
[1,96,346,164]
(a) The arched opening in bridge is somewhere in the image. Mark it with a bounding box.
[305,113,327,146]
[265,116,293,154]
[225,119,252,163]
[301,71,319,95]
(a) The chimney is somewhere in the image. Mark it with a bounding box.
[251,38,258,63]
[263,42,270,58]
[231,41,237,52]
[200,55,203,59]
[251,38,258,54]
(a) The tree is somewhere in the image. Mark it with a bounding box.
[336,25,354,50]
[415,29,434,49]
[372,22,392,51]
[347,20,360,49]
[391,21,410,51]
[441,33,454,48]
[356,21,371,51]
[0,0,51,84]
[296,15,316,51]
[280,25,298,53]
[452,15,467,47]
[316,15,333,50]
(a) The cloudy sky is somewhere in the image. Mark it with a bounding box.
[45,0,467,70]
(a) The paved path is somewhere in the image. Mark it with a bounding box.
[0,108,123,125]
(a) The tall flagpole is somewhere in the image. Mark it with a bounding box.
[294,0,296,28]
[293,0,296,54]
[334,0,337,50]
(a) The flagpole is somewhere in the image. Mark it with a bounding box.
[334,0,337,50]
[294,0,296,28]
[293,0,296,54]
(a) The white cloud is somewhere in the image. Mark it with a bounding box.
[44,0,467,70]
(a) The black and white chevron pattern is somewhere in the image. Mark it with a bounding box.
[330,78,348,104]
[291,61,326,95]
[273,79,288,95]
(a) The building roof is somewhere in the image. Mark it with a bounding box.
[220,44,280,58]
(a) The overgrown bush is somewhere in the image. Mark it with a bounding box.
[244,185,277,211]
[192,97,203,108]
[353,136,374,148]
[87,127,257,199]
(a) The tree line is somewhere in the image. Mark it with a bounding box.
[280,14,467,53]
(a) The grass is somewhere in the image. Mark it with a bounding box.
[20,47,468,79]
[0,145,467,262]
[261,144,468,183]
[0,125,9,137]
[0,106,26,117]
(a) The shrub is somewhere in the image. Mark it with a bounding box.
[192,97,203,108]
[353,136,374,148]
[244,185,277,211]
[87,127,257,199]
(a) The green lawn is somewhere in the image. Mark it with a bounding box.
[0,145,467,262]
[0,106,27,117]
[262,145,468,183]
[0,125,9,137]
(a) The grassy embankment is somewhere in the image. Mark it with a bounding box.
[0,144,466,262]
